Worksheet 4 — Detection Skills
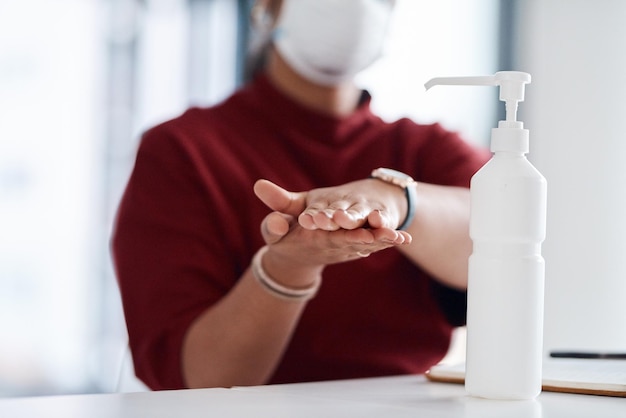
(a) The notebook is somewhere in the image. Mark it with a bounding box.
[426,358,626,397]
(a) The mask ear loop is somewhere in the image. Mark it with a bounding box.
[251,1,278,32]
[245,1,279,81]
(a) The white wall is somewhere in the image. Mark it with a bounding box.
[517,0,626,353]
[358,0,500,148]
[0,0,500,396]
[0,0,103,395]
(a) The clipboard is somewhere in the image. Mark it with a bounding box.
[426,358,626,397]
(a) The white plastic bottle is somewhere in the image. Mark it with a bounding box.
[425,72,547,400]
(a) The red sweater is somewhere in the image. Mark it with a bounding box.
[112,74,489,390]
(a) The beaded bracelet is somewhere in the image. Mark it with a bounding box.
[251,246,321,301]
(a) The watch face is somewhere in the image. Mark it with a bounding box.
[372,168,415,188]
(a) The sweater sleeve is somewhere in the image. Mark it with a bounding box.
[111,122,241,390]
[412,122,490,188]
[399,120,491,327]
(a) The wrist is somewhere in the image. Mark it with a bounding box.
[252,246,322,301]
[370,168,417,230]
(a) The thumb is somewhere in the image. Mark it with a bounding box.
[260,211,293,245]
[254,179,307,216]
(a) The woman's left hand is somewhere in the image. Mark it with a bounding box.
[254,178,410,232]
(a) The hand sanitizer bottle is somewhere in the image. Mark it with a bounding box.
[425,72,547,400]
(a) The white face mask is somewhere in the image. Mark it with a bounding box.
[273,0,394,86]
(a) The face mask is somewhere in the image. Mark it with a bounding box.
[273,0,394,86]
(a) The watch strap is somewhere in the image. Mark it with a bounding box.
[398,182,416,231]
[370,168,417,231]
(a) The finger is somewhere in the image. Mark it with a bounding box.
[312,210,340,231]
[298,211,317,230]
[300,204,357,231]
[332,208,367,230]
[331,200,373,230]
[370,227,413,245]
[399,230,413,244]
[298,195,357,230]
[254,179,307,216]
[343,228,375,244]
[366,209,397,230]
[260,211,293,245]
[298,205,338,231]
[344,229,411,261]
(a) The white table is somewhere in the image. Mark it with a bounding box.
[0,375,623,417]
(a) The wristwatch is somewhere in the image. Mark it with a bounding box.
[370,168,417,231]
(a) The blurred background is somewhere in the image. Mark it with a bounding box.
[0,0,624,397]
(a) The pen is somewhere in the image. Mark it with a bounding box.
[550,351,626,360]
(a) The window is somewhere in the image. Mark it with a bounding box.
[0,0,499,396]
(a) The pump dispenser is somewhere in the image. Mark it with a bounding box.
[425,72,547,400]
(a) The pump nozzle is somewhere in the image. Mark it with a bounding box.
[425,71,531,125]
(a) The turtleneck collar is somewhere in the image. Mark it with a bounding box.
[246,73,378,145]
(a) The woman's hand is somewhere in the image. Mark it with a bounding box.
[253,179,411,272]
[296,178,409,232]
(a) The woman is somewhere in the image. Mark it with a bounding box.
[112,0,489,390]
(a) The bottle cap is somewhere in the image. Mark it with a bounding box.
[424,71,531,153]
